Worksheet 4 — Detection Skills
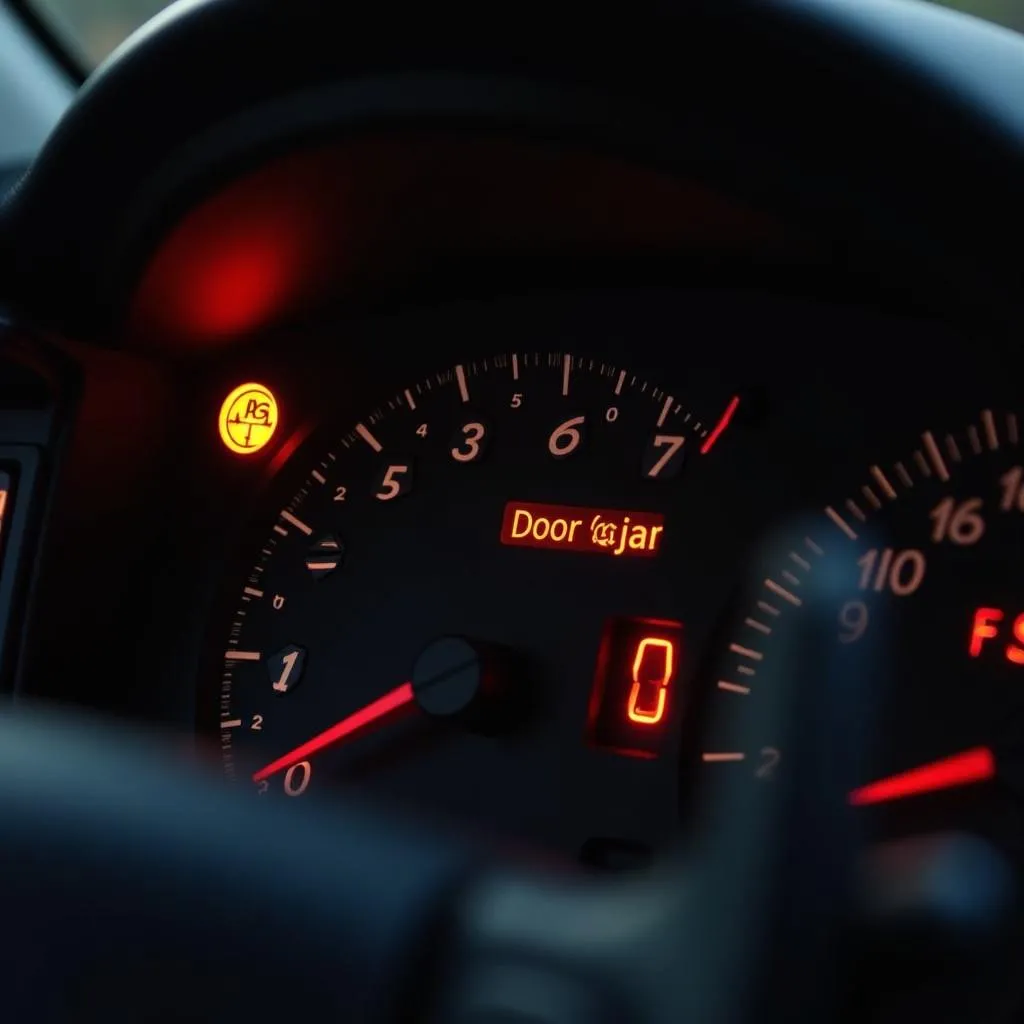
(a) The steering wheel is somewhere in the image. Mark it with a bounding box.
[2,1,1022,1020]
[0,566,951,1023]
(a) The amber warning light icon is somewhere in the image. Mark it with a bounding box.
[500,500,664,557]
[218,382,279,455]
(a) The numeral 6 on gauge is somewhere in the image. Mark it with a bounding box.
[929,497,985,545]
[548,416,585,457]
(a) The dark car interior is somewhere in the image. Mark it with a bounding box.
[0,0,1023,1019]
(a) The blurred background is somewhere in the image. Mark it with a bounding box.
[22,0,1024,69]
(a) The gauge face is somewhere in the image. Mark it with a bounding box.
[702,407,1024,852]
[211,352,737,858]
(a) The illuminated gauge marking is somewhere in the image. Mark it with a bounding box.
[0,471,9,545]
[703,407,1024,841]
[209,349,734,857]
[219,382,278,454]
[305,535,343,579]
[627,637,675,725]
[500,501,665,557]
[268,644,306,694]
[588,617,683,758]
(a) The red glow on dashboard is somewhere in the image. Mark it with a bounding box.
[193,238,293,336]
[125,138,789,352]
[128,152,331,348]
[132,209,319,344]
[967,606,1024,664]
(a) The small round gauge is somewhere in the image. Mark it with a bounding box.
[701,406,1024,854]
[206,351,740,859]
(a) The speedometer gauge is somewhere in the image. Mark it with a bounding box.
[207,351,739,859]
[703,407,1024,853]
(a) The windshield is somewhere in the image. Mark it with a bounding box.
[22,0,1024,70]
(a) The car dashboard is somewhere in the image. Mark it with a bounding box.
[0,0,1023,1020]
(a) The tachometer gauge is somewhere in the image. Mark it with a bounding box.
[206,351,740,859]
[702,407,1024,853]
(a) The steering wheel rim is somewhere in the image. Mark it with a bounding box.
[0,559,864,1024]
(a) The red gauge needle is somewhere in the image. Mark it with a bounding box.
[251,682,415,782]
[849,746,996,806]
[700,395,740,455]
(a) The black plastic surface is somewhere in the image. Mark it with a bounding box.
[0,0,1022,341]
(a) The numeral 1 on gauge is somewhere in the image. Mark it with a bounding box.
[1000,467,1024,511]
[857,548,926,595]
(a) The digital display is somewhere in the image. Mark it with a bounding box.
[500,501,664,557]
[588,617,683,758]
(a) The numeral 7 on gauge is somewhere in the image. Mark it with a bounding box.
[645,435,685,478]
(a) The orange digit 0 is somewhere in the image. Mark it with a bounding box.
[627,637,674,725]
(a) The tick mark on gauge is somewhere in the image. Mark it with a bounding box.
[657,395,674,428]
[862,485,882,509]
[280,510,313,536]
[718,680,751,695]
[311,470,327,484]
[562,354,571,396]
[729,643,763,661]
[922,431,950,481]
[615,370,626,396]
[870,465,898,500]
[982,409,999,450]
[702,752,745,762]
[456,364,471,403]
[221,719,243,729]
[356,422,383,452]
[765,578,802,607]
[243,587,264,599]
[306,534,343,579]
[511,354,520,380]
[825,505,858,540]
[845,499,866,523]
[225,650,261,661]
[404,389,417,411]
